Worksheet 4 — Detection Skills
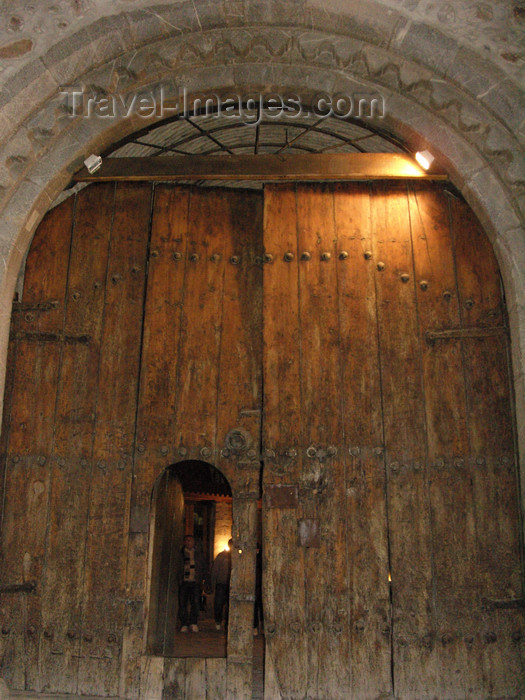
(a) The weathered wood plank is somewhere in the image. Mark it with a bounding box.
[74,153,447,183]
[334,182,392,698]
[0,198,74,691]
[408,183,481,697]
[77,183,151,695]
[371,181,436,697]
[162,474,185,656]
[451,196,524,696]
[38,184,114,694]
[262,184,307,699]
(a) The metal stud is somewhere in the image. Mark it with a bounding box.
[441,633,453,646]
[150,249,159,258]
[43,629,53,640]
[321,252,331,261]
[284,252,294,262]
[306,446,317,458]
[137,444,146,454]
[246,449,256,459]
[12,454,19,464]
[422,633,433,649]
[301,251,311,261]
[374,446,384,455]
[263,253,273,264]
[377,261,385,271]
[172,252,182,261]
[339,251,349,260]
[66,630,76,640]
[349,447,360,456]
[512,630,522,642]
[443,290,452,300]
[484,632,497,644]
[1,627,10,636]
[436,458,445,467]
[58,458,66,467]
[420,280,428,290]
[160,446,168,456]
[464,635,474,646]
[389,461,399,472]
[220,448,230,458]
[72,291,81,300]
[285,448,297,458]
[476,456,485,466]
[107,633,117,644]
[264,448,276,459]
[465,298,474,309]
[230,255,240,265]
[80,458,88,468]
[38,455,46,466]
[94,281,101,289]
[178,447,187,457]
[111,274,122,284]
[364,251,372,260]
[355,619,365,631]
[454,457,464,467]
[131,264,141,274]
[210,253,221,262]
[83,633,93,642]
[200,446,211,458]
[327,446,337,457]
[189,253,199,262]
[400,273,410,283]
[24,312,34,322]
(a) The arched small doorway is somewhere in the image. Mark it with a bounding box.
[146,461,233,657]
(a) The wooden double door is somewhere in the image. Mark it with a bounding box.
[0,181,522,699]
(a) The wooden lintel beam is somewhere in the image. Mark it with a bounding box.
[74,153,448,183]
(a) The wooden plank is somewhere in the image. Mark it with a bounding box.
[205,657,227,699]
[0,198,74,691]
[123,185,190,698]
[77,183,151,696]
[451,196,524,696]
[162,658,187,699]
[162,474,185,656]
[38,183,114,694]
[370,181,436,697]
[408,182,481,697]
[294,184,345,699]
[74,153,448,183]
[333,182,392,698]
[262,184,307,699]
[184,658,207,698]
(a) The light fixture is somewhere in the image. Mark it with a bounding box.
[415,150,435,171]
[84,154,102,174]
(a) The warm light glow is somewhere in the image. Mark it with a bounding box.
[388,572,392,583]
[238,549,243,554]
[415,150,435,170]
[216,538,230,553]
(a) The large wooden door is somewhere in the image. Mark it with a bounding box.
[262,182,523,699]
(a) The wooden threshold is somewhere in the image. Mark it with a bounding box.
[74,153,448,182]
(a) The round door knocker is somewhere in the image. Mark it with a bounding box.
[224,428,253,455]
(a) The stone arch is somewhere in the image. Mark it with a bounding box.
[0,1,523,497]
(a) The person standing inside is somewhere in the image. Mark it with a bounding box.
[178,534,205,633]
[211,538,233,631]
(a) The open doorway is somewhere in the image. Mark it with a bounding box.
[146,461,233,657]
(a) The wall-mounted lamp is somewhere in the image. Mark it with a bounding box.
[84,154,102,174]
[415,150,435,171]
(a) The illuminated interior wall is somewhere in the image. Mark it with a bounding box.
[214,501,232,559]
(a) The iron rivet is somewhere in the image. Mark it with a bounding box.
[264,449,275,459]
[327,446,337,457]
[436,458,445,467]
[512,630,522,642]
[72,291,81,300]
[401,273,410,283]
[80,458,88,468]
[420,280,429,290]
[12,454,19,464]
[454,458,464,467]
[422,633,433,649]
[290,621,301,633]
[172,252,182,261]
[160,446,168,456]
[464,635,474,645]
[24,312,34,322]
[476,456,485,466]
[230,255,240,265]
[321,252,331,261]
[178,447,187,457]
[27,626,36,637]
[339,251,349,260]
[284,252,294,262]
[301,251,311,261]
[502,455,510,464]
[266,623,276,636]
[390,461,399,472]
[210,253,221,262]
[441,633,453,646]
[310,622,322,633]
[117,461,125,470]
[43,629,53,639]
[50,300,59,309]
[97,461,106,470]
[83,633,93,643]
[107,633,117,643]
[377,262,385,271]
[94,281,101,289]
[189,253,199,262]
[364,251,372,260]
[263,253,273,264]
[150,250,159,258]
[221,448,230,458]
[349,447,360,456]
[67,630,76,640]
[137,444,145,454]
[414,462,422,471]
[355,619,365,631]
[254,255,263,265]
[443,290,452,300]
[58,458,65,467]
[465,298,474,309]
[131,264,141,273]
[111,274,122,284]
[374,446,383,455]
[397,637,408,647]
[381,624,390,636]
[484,632,497,644]
[200,447,211,458]
[247,449,256,459]
[38,455,46,466]
[1,627,10,636]
[306,446,317,458]
[285,448,297,458]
